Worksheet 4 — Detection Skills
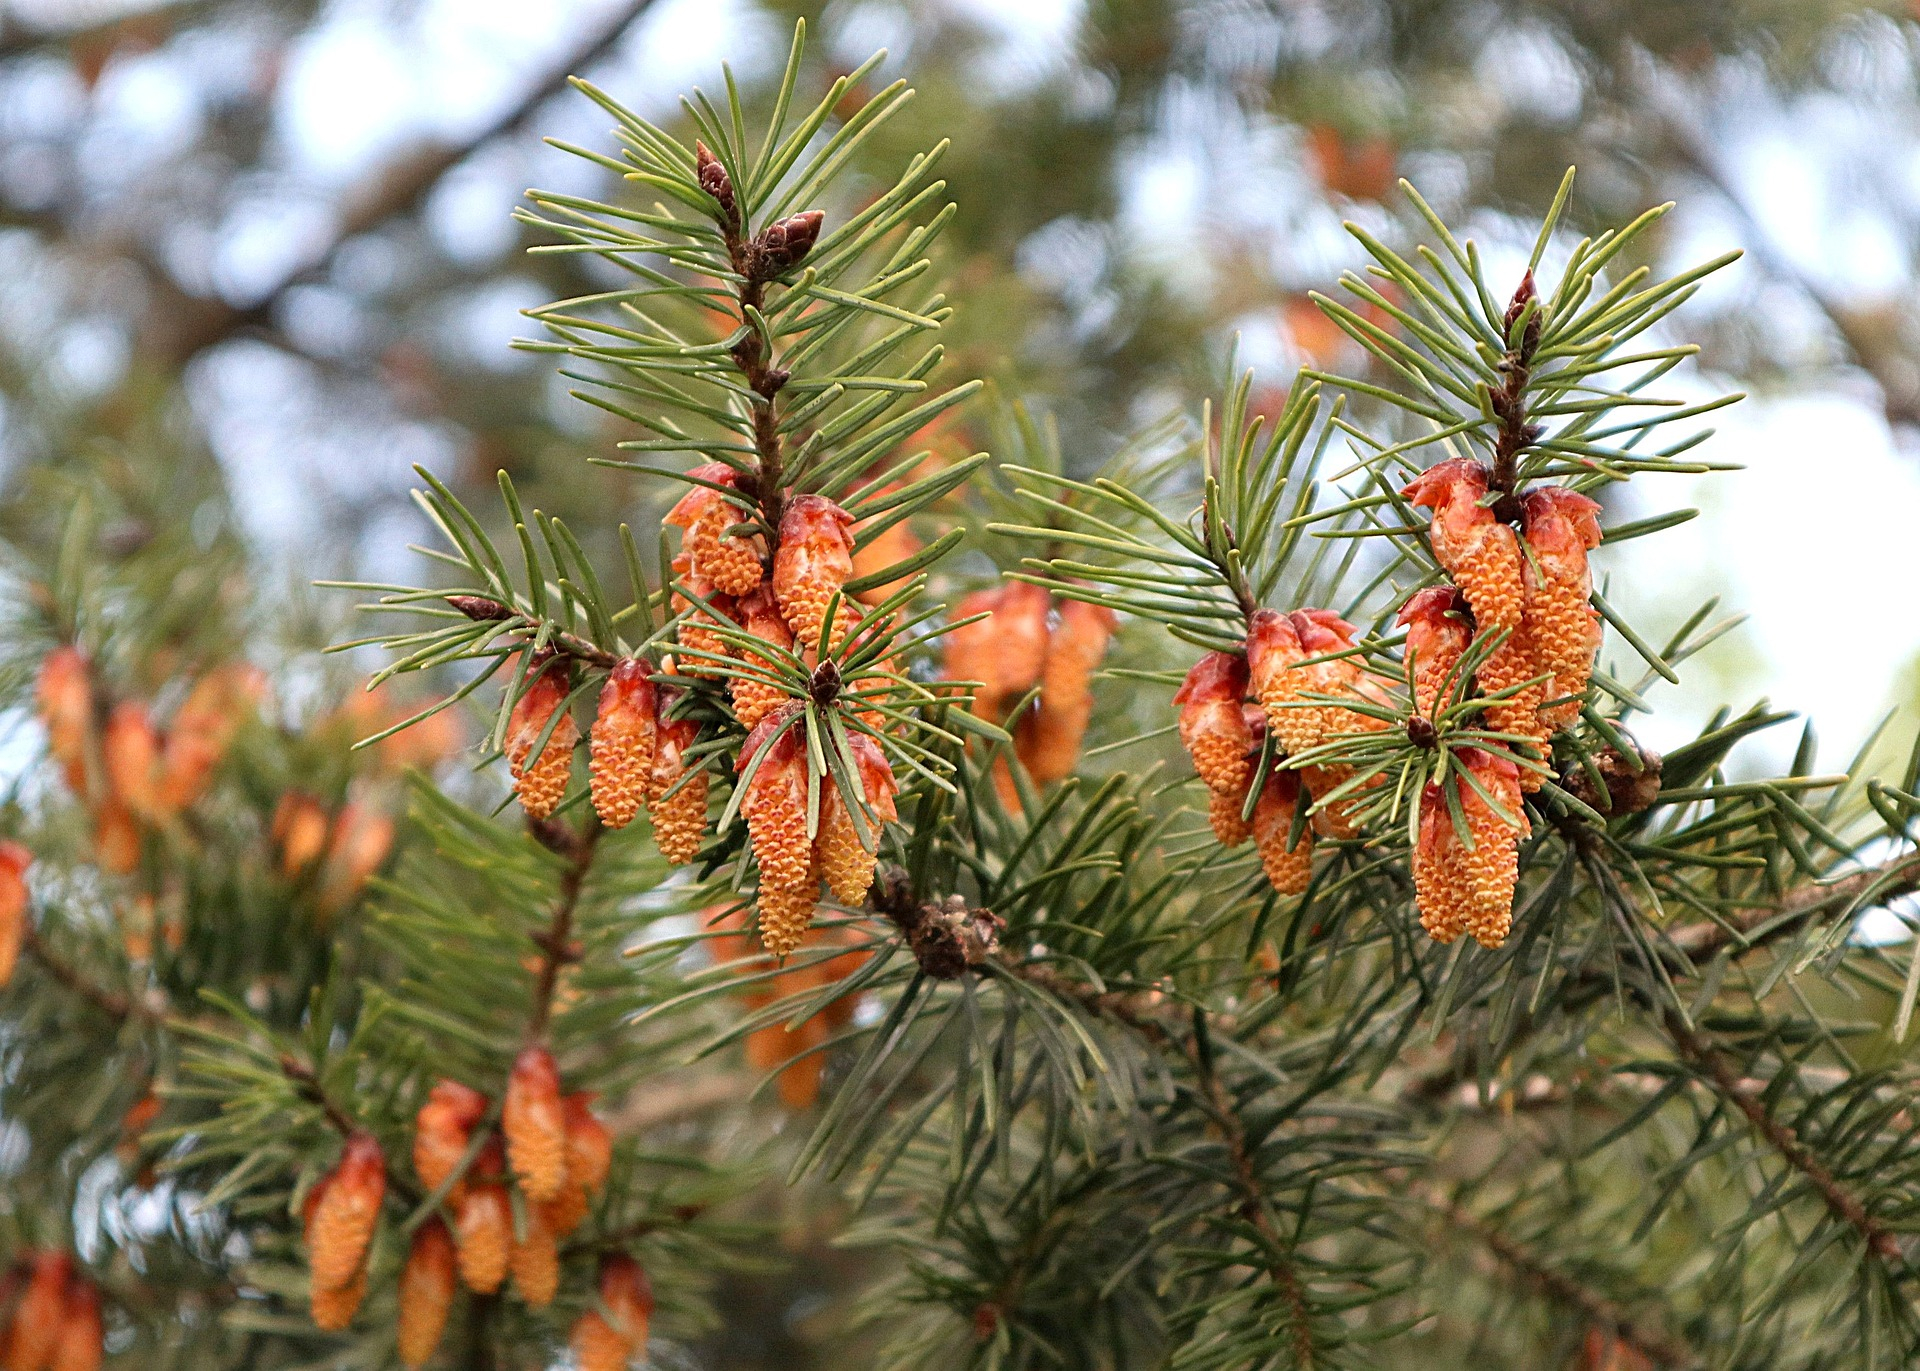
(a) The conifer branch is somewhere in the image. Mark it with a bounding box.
[1434,1200,1697,1368]
[525,816,601,1039]
[1662,1012,1906,1270]
[21,924,144,1022]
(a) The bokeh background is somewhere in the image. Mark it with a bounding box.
[5,0,1920,759]
[2,1,1919,1363]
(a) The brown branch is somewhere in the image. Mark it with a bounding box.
[22,924,147,1022]
[1186,1027,1316,1368]
[1436,1200,1697,1368]
[525,816,602,1040]
[1663,1011,1904,1268]
[130,0,660,366]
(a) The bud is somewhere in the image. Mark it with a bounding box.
[601,1254,655,1345]
[0,841,29,988]
[503,1046,567,1202]
[1401,459,1525,639]
[756,868,820,960]
[590,659,657,829]
[8,1252,71,1371]
[563,1092,613,1197]
[1252,770,1314,895]
[453,1143,512,1295]
[509,1200,560,1308]
[729,584,795,728]
[647,709,708,865]
[772,495,857,653]
[50,1276,102,1371]
[310,1264,367,1332]
[156,662,266,810]
[271,792,330,877]
[1289,609,1391,741]
[541,1185,589,1241]
[413,1079,487,1204]
[307,1131,386,1295]
[945,582,1050,724]
[753,210,825,276]
[816,733,899,904]
[103,701,162,819]
[1175,652,1255,799]
[317,802,394,913]
[850,509,919,606]
[36,647,92,794]
[505,656,577,820]
[670,553,738,677]
[1246,608,1317,755]
[93,798,140,876]
[1521,486,1604,731]
[571,1309,632,1371]
[738,706,813,895]
[664,463,762,597]
[1396,587,1473,719]
[694,139,736,225]
[1207,788,1252,847]
[396,1218,457,1369]
[1017,598,1116,783]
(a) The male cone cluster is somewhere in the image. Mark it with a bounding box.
[0,1251,104,1371]
[738,705,900,957]
[1394,458,1604,946]
[1175,608,1395,895]
[942,581,1118,799]
[297,1066,613,1361]
[1399,460,1603,777]
[569,1254,654,1371]
[35,648,264,875]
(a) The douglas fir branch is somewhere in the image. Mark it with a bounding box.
[10,16,1920,1371]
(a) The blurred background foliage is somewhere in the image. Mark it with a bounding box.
[1,0,1918,1365]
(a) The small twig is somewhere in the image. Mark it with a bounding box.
[23,924,147,1022]
[1663,1012,1904,1269]
[525,818,602,1040]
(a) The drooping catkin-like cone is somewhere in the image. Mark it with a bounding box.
[272,792,330,876]
[562,1092,612,1197]
[1246,608,1318,755]
[729,584,795,728]
[503,1046,567,1203]
[1207,788,1253,847]
[756,868,820,960]
[454,1158,512,1295]
[1175,652,1255,798]
[1521,486,1604,731]
[50,1277,102,1371]
[571,1310,633,1371]
[665,463,763,597]
[156,662,267,811]
[816,733,900,904]
[1252,770,1314,896]
[737,705,812,894]
[1454,747,1529,948]
[1413,783,1467,944]
[413,1079,487,1205]
[37,646,92,794]
[590,659,657,830]
[310,1265,367,1331]
[1396,586,1474,718]
[509,1201,560,1308]
[7,1252,71,1371]
[602,1255,655,1347]
[669,553,739,676]
[396,1218,457,1369]
[541,1186,589,1241]
[1401,459,1526,640]
[307,1131,386,1296]
[647,707,708,865]
[93,798,140,876]
[0,840,29,987]
[772,495,857,652]
[1017,597,1116,782]
[505,656,576,821]
[317,802,394,914]
[103,701,162,819]
[850,510,919,606]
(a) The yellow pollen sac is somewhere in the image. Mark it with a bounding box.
[1207,788,1253,848]
[757,874,820,958]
